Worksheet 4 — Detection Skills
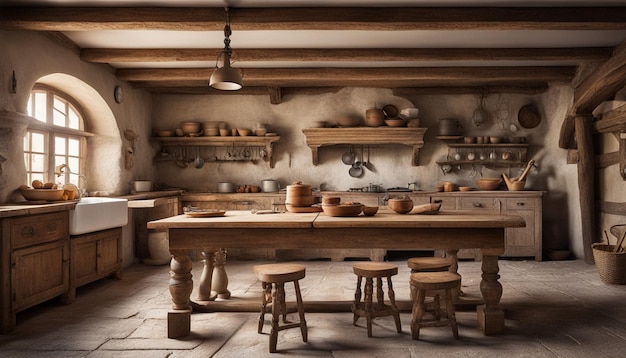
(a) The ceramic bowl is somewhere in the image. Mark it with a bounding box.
[489,136,502,144]
[459,186,473,192]
[322,196,341,205]
[237,128,251,136]
[180,121,201,135]
[362,206,379,216]
[476,178,502,190]
[388,198,414,214]
[336,115,361,127]
[399,107,419,119]
[20,189,65,201]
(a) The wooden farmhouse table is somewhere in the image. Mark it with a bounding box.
[147,210,525,338]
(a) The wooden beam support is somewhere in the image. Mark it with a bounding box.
[117,66,575,88]
[80,47,613,64]
[3,7,626,31]
[593,104,626,133]
[393,85,549,96]
[574,114,596,264]
[268,87,282,105]
[599,201,626,215]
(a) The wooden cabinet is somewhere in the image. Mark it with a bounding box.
[69,227,122,300]
[430,192,543,261]
[1,211,70,333]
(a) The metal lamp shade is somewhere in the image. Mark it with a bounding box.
[209,54,243,91]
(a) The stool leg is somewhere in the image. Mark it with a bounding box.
[269,283,284,353]
[445,288,459,339]
[376,277,384,309]
[258,281,271,334]
[387,276,402,333]
[352,275,362,325]
[364,277,374,337]
[411,288,426,340]
[294,280,308,342]
[433,292,441,320]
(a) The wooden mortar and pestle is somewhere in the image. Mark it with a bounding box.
[503,159,535,191]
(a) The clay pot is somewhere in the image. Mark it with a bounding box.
[286,182,314,208]
[365,108,385,127]
[388,198,414,214]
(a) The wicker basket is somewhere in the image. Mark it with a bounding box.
[592,244,626,285]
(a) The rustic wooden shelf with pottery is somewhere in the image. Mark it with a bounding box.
[152,136,280,168]
[302,127,427,166]
[437,141,528,169]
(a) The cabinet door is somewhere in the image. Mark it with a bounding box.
[99,229,122,277]
[71,237,99,287]
[12,240,69,312]
[503,198,540,260]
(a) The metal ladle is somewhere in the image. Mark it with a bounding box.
[194,147,204,169]
[342,146,355,165]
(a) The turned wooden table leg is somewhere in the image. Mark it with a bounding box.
[168,250,193,338]
[478,253,504,335]
[197,251,217,301]
[445,249,463,297]
[212,248,231,299]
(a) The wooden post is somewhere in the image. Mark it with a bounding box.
[574,114,595,264]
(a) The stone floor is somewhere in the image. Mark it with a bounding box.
[1,257,626,357]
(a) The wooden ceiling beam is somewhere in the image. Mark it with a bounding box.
[116,66,575,85]
[3,7,626,31]
[81,47,613,63]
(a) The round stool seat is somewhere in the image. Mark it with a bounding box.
[410,272,461,290]
[407,257,451,272]
[353,262,398,278]
[254,263,306,284]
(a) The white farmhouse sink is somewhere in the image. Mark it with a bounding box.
[69,197,129,235]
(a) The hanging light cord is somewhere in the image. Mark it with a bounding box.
[222,7,233,60]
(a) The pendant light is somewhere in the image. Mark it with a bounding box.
[209,7,243,91]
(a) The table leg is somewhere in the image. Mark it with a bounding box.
[445,249,463,297]
[477,253,504,335]
[198,251,217,301]
[168,251,193,338]
[212,248,231,299]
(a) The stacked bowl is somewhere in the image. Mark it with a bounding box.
[285,182,319,212]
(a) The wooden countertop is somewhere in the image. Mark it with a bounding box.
[0,201,77,218]
[147,209,525,230]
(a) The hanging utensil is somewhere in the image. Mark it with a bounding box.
[342,146,355,165]
[194,147,204,169]
[472,93,488,127]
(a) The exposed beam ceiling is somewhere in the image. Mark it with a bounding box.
[2,3,626,101]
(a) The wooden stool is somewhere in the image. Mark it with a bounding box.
[352,262,402,337]
[407,257,452,301]
[254,263,308,353]
[410,271,461,340]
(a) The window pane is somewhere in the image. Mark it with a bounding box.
[31,132,45,153]
[30,173,45,183]
[68,138,80,156]
[68,157,80,172]
[53,107,66,126]
[34,92,47,122]
[68,107,80,130]
[53,96,64,112]
[55,136,66,155]
[31,154,45,172]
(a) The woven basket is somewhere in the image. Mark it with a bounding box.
[592,244,626,285]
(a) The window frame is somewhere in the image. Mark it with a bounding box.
[24,85,90,187]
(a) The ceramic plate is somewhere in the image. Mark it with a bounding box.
[185,210,226,218]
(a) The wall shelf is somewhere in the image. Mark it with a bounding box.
[437,142,529,168]
[302,127,427,166]
[152,136,280,168]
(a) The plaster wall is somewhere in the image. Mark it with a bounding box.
[152,85,582,257]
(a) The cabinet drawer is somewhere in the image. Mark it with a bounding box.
[10,211,69,249]
[459,197,496,211]
[430,196,457,210]
[505,198,536,210]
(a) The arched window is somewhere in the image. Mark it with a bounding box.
[24,85,89,188]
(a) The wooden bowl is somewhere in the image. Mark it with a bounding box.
[322,203,363,217]
[388,198,414,214]
[237,128,251,136]
[322,196,341,205]
[180,121,201,135]
[384,119,407,127]
[362,206,379,216]
[506,180,526,191]
[476,178,502,190]
[20,189,65,201]
[459,186,473,192]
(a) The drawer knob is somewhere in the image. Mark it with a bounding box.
[433,200,442,204]
[21,226,34,238]
[47,222,58,233]
[473,202,482,207]
[516,202,525,206]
